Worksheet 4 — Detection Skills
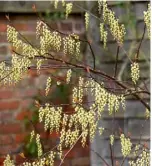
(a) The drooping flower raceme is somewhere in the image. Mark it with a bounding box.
[102,0,126,45]
[65,3,73,19]
[131,62,140,84]
[120,134,132,157]
[45,76,52,96]
[144,4,150,38]
[85,12,89,31]
[66,69,72,84]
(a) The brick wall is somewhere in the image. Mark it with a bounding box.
[0,11,90,165]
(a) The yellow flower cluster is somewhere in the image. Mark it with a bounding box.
[0,62,10,85]
[57,81,61,85]
[30,130,35,142]
[145,108,150,119]
[108,93,119,115]
[58,104,96,147]
[90,79,125,116]
[0,53,31,85]
[103,31,108,49]
[90,81,105,116]
[81,129,88,147]
[98,0,102,14]
[110,134,114,145]
[7,25,38,58]
[3,155,15,166]
[63,114,69,127]
[76,106,96,142]
[62,0,65,7]
[40,25,62,54]
[72,87,79,104]
[67,36,75,55]
[12,54,31,71]
[54,0,59,9]
[60,127,66,145]
[85,12,89,31]
[78,77,84,102]
[63,34,80,56]
[6,28,36,82]
[36,134,43,157]
[22,43,39,58]
[7,25,18,43]
[59,125,80,148]
[12,54,31,83]
[131,62,140,84]
[36,21,43,39]
[75,40,81,58]
[57,143,63,159]
[144,4,150,38]
[100,23,105,43]
[23,155,55,166]
[103,0,108,22]
[36,59,44,74]
[120,134,132,157]
[89,121,97,142]
[48,151,56,166]
[65,3,73,19]
[100,23,108,49]
[38,104,62,132]
[120,94,126,110]
[72,77,84,105]
[102,0,126,45]
[98,127,104,136]
[133,144,140,157]
[65,129,79,147]
[129,149,150,166]
[74,106,92,132]
[66,69,72,84]
[37,22,81,58]
[45,76,52,96]
[31,77,127,156]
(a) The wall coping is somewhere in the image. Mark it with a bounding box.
[0,1,85,13]
[0,1,122,13]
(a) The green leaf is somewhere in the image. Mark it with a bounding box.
[31,113,38,122]
[25,140,38,157]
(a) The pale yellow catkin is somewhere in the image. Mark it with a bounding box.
[131,62,140,84]
[144,4,150,38]
[120,134,132,157]
[85,12,89,31]
[66,3,73,19]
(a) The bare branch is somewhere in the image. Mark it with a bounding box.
[114,46,120,78]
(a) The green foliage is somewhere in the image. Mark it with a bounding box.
[39,11,65,21]
[25,138,38,158]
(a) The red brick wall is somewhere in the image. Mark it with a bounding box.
[0,13,90,166]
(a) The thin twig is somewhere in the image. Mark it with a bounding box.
[0,70,14,83]
[5,9,150,110]
[12,49,151,110]
[73,2,133,63]
[109,144,114,166]
[114,46,120,78]
[59,134,82,166]
[135,24,146,61]
[34,9,96,70]
[90,148,110,166]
